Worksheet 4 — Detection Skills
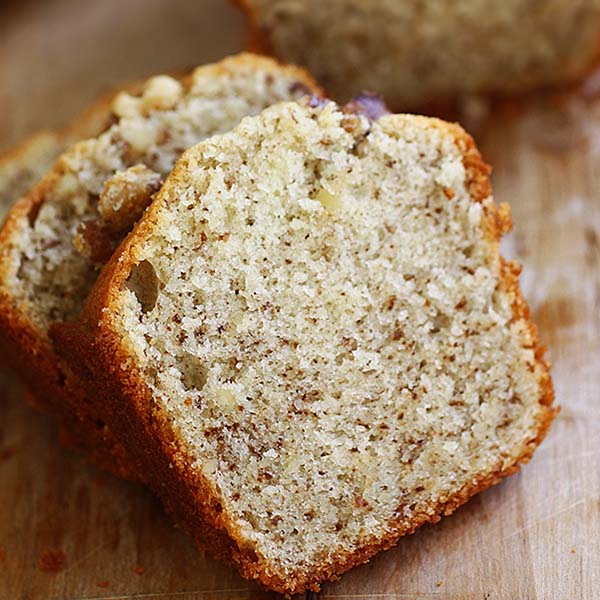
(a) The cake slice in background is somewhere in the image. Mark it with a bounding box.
[238,0,600,110]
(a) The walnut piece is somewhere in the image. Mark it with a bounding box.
[98,165,162,232]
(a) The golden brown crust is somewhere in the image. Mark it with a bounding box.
[52,110,555,595]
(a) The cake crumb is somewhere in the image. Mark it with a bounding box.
[571,547,576,554]
[39,549,66,572]
[436,581,443,587]
[0,548,6,561]
[134,565,145,575]
[97,580,110,588]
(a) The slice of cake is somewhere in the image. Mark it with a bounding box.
[0,54,320,479]
[55,98,555,593]
[238,0,600,109]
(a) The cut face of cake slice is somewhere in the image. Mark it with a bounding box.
[55,98,554,593]
[0,54,320,479]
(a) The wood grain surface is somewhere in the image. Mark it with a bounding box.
[0,1,598,599]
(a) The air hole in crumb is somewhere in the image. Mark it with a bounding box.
[179,354,208,391]
[126,260,160,313]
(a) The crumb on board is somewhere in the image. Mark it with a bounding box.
[436,581,443,587]
[571,547,577,554]
[0,548,6,561]
[134,565,145,575]
[39,549,66,572]
[97,580,110,588]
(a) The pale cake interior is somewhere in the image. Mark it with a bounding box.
[112,101,548,579]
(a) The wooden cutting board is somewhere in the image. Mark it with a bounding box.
[0,1,598,598]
